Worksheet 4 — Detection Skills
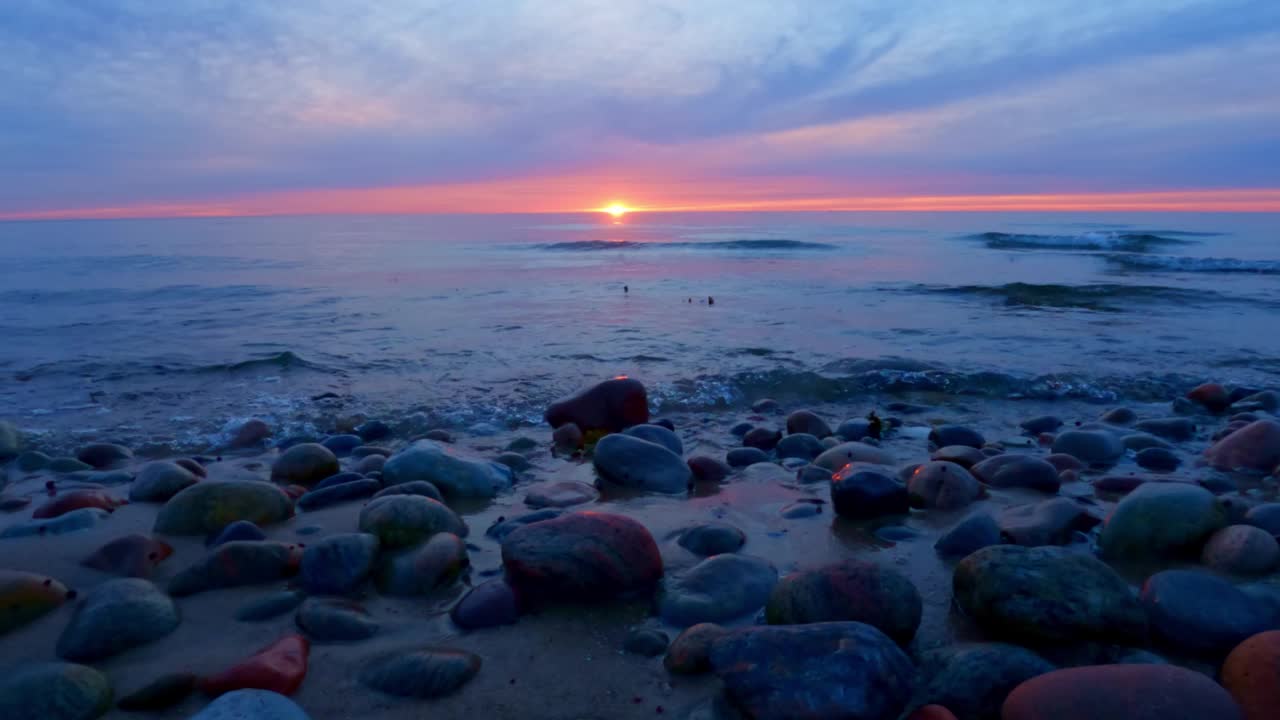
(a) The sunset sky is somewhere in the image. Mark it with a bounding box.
[2,0,1279,218]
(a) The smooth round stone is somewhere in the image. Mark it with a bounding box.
[32,490,125,519]
[359,648,481,698]
[786,410,832,438]
[1002,664,1243,720]
[501,512,662,602]
[1222,630,1280,720]
[544,377,649,433]
[742,427,783,451]
[192,690,311,720]
[836,418,873,441]
[592,433,690,494]
[382,439,514,498]
[766,560,922,644]
[168,541,301,596]
[664,623,727,674]
[505,436,538,452]
[0,570,73,634]
[1052,430,1124,466]
[81,534,173,578]
[0,421,21,459]
[687,455,732,483]
[1134,417,1196,442]
[931,445,986,469]
[372,480,443,502]
[16,450,50,472]
[623,628,669,657]
[831,463,909,520]
[710,622,914,720]
[154,481,293,536]
[677,522,746,556]
[780,500,823,518]
[296,478,380,511]
[814,441,894,471]
[908,706,959,720]
[310,472,365,491]
[485,509,562,541]
[320,434,362,457]
[0,662,112,720]
[623,424,683,455]
[1245,503,1280,537]
[234,591,305,622]
[377,532,467,595]
[76,442,133,469]
[1098,482,1226,561]
[48,457,94,473]
[796,464,833,484]
[954,545,1147,645]
[726,447,769,467]
[209,520,266,547]
[1020,416,1064,435]
[228,419,273,449]
[552,423,583,453]
[1,508,110,539]
[129,461,199,502]
[971,455,1060,493]
[451,579,520,630]
[935,513,1002,557]
[1187,382,1233,413]
[300,533,379,595]
[907,461,982,510]
[494,452,530,472]
[929,425,985,449]
[659,554,777,627]
[1202,525,1280,575]
[1205,420,1280,472]
[1123,433,1174,452]
[354,454,386,474]
[357,495,467,549]
[775,432,824,461]
[524,481,598,508]
[116,672,196,711]
[997,498,1100,547]
[751,398,779,413]
[422,428,453,443]
[57,578,178,662]
[1044,453,1084,472]
[198,635,309,698]
[296,598,378,642]
[730,422,754,438]
[353,419,392,441]
[1101,407,1138,424]
[1141,569,1270,655]
[909,643,1054,720]
[1136,447,1181,471]
[269,443,340,487]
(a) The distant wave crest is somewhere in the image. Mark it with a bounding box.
[1107,255,1280,274]
[972,231,1189,252]
[898,282,1230,312]
[538,239,835,251]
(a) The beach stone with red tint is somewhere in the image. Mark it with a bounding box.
[1001,664,1242,720]
[544,377,649,433]
[908,462,982,510]
[229,419,272,449]
[786,410,832,438]
[664,623,727,675]
[32,490,125,519]
[81,534,173,578]
[199,635,310,697]
[1222,630,1280,720]
[0,570,73,635]
[451,579,520,630]
[1205,420,1280,472]
[1188,383,1233,413]
[687,455,731,483]
[765,560,922,644]
[742,427,783,451]
[501,511,662,602]
[169,541,301,596]
[908,706,958,720]
[931,445,986,469]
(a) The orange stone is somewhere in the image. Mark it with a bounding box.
[32,490,125,519]
[199,634,309,697]
[1222,630,1280,720]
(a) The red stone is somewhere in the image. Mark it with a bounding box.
[199,634,309,697]
[1205,420,1280,472]
[909,706,959,720]
[81,534,174,578]
[1222,630,1280,720]
[32,490,126,519]
[283,485,308,500]
[544,377,649,433]
[1188,383,1232,413]
[1002,664,1241,720]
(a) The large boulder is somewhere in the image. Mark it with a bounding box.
[658,554,777,627]
[1222,630,1280,720]
[1098,483,1226,561]
[501,512,662,603]
[1205,420,1280,472]
[1002,664,1242,720]
[907,462,982,510]
[380,440,512,499]
[169,541,301,596]
[766,560,922,644]
[270,444,340,487]
[129,461,199,502]
[814,441,894,471]
[299,533,379,595]
[953,545,1147,645]
[357,495,467,549]
[1051,430,1124,466]
[710,622,915,720]
[971,455,1060,493]
[153,482,294,536]
[592,433,690,494]
[1140,570,1271,656]
[831,463,909,519]
[56,578,178,661]
[544,377,649,433]
[0,570,73,635]
[0,662,112,720]
[909,643,1055,720]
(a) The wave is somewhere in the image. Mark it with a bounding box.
[537,239,835,251]
[897,282,1226,312]
[1106,255,1280,274]
[971,231,1189,252]
[13,350,340,383]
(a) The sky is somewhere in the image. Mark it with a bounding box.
[2,0,1279,218]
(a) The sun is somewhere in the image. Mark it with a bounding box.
[602,203,630,218]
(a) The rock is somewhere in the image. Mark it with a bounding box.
[659,554,777,626]
[1135,417,1196,442]
[796,464,833,484]
[1003,664,1242,720]
[929,425,985,449]
[552,423,583,454]
[971,455,1060,493]
[199,635,310,697]
[270,444,340,487]
[16,450,49,472]
[830,463,909,520]
[741,462,795,484]
[544,377,648,433]
[780,500,822,519]
[354,454,386,474]
[997,498,1100,546]
[1044,453,1084,472]
[76,442,132,469]
[836,418,874,441]
[1051,430,1124,466]
[353,419,392,441]
[1123,432,1173,452]
[1092,474,1146,494]
[1101,407,1138,424]
[1240,390,1280,412]
[953,545,1147,645]
[592,433,690,494]
[48,457,94,473]
[295,478,379,511]
[1188,383,1233,413]
[169,541,301,596]
[664,623,727,674]
[234,591,305,622]
[381,440,512,499]
[678,522,746,556]
[908,707,959,720]
[1205,420,1280,472]
[931,445,987,469]
[493,451,530,472]
[775,432,824,461]
[1141,569,1270,655]
[935,513,1002,557]
[1202,525,1280,575]
[451,579,520,630]
[743,427,783,451]
[310,472,364,491]
[814,441,894,471]
[0,662,112,720]
[209,520,267,547]
[296,598,378,642]
[229,419,273,449]
[751,399,780,413]
[373,479,443,502]
[786,410,832,438]
[1,508,109,539]
[129,461,199,502]
[81,534,173,578]
[710,622,914,720]
[524,481,598,508]
[1222,630,1280,720]
[623,628,669,657]
[376,532,467,595]
[154,482,293,536]
[320,434,362,457]
[687,455,732,483]
[907,462,982,510]
[909,643,1054,720]
[357,495,467,548]
[56,578,178,661]
[623,424,683,455]
[485,509,561,541]
[32,489,126,519]
[359,648,481,698]
[299,533,379,595]
[1245,503,1280,537]
[116,673,196,711]
[766,560,922,644]
[730,421,754,437]
[501,511,662,603]
[0,570,73,635]
[1135,447,1181,472]
[1021,416,1064,435]
[1098,483,1226,561]
[726,447,769,467]
[191,690,311,720]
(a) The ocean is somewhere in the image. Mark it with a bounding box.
[1,211,1277,451]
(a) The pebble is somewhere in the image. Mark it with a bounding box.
[785,410,832,438]
[0,569,74,634]
[930,445,986,469]
[198,635,310,697]
[907,461,982,510]
[814,441,894,470]
[997,498,1100,547]
[1020,415,1063,435]
[623,423,683,455]
[381,439,513,498]
[552,423,583,454]
[191,690,311,720]
[730,421,754,437]
[664,623,727,674]
[1222,630,1280,720]
[766,560,922,644]
[57,578,179,662]
[154,481,293,536]
[169,541,301,596]
[742,427,783,451]
[485,509,561,541]
[780,500,823,518]
[523,481,598,508]
[1004,664,1243,720]
[296,598,379,642]
[1135,447,1181,471]
[32,489,125,519]
[228,419,273,449]
[910,643,1055,720]
[16,450,50,472]
[1141,569,1271,655]
[320,434,363,457]
[359,648,481,698]
[544,377,650,433]
[270,443,340,486]
[1202,525,1280,575]
[1205,420,1280,472]
[451,579,520,630]
[830,463,909,520]
[129,461,200,502]
[295,478,380,511]
[300,533,380,595]
[81,534,173,578]
[726,447,769,467]
[376,532,468,595]
[971,455,1061,493]
[593,433,691,494]
[357,495,467,549]
[929,425,985,449]
[687,455,732,483]
[501,512,662,603]
[1,508,110,539]
[775,432,824,460]
[659,554,778,626]
[0,662,112,720]
[76,442,133,469]
[677,522,746,556]
[1098,482,1226,561]
[494,451,530,472]
[623,628,670,657]
[1052,429,1124,466]
[935,513,1002,557]
[371,480,443,503]
[209,520,267,547]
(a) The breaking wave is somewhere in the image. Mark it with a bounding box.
[971,231,1189,252]
[894,282,1222,312]
[1106,255,1280,274]
[537,239,835,251]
